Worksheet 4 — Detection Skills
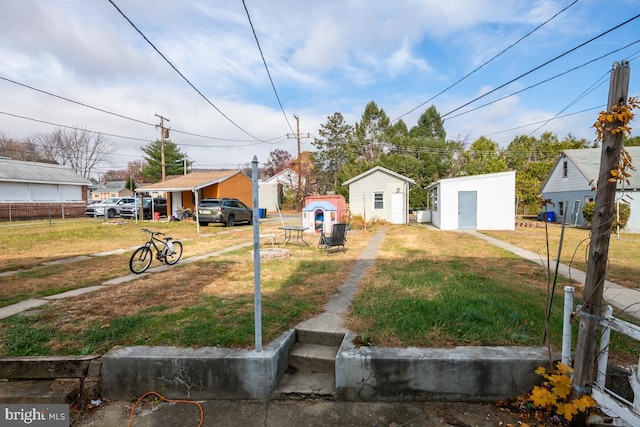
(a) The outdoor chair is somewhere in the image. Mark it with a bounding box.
[318,223,347,253]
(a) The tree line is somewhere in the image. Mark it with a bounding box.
[305,101,640,215]
[3,102,638,214]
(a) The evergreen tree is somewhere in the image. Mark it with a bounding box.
[353,101,391,163]
[311,112,353,194]
[141,139,188,181]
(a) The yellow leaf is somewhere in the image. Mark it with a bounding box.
[608,178,618,183]
[557,402,578,421]
[530,386,556,408]
[535,366,547,375]
[575,395,597,412]
[610,169,620,177]
[556,363,573,374]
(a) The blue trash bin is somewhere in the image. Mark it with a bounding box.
[258,208,267,219]
[546,211,555,223]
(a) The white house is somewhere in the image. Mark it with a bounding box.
[0,157,90,203]
[425,171,516,231]
[343,166,415,224]
[541,147,640,232]
[258,168,298,212]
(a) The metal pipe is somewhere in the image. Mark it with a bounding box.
[562,286,574,366]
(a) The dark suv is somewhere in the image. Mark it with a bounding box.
[120,197,167,220]
[197,198,252,227]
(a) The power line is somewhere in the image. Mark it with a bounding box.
[0,111,153,143]
[106,0,264,142]
[393,0,579,122]
[527,73,610,136]
[445,39,640,123]
[439,13,640,121]
[0,75,286,144]
[242,0,295,134]
[0,76,156,128]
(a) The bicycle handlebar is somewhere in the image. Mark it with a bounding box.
[141,228,164,236]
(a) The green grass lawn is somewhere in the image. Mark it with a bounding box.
[0,219,637,364]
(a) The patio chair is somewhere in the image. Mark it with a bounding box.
[318,223,347,253]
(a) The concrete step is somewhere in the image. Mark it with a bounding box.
[295,329,344,346]
[271,371,335,400]
[0,379,80,404]
[289,343,338,374]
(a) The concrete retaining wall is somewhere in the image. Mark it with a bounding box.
[100,330,549,402]
[336,333,548,402]
[100,330,295,400]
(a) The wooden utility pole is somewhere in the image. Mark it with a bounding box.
[156,114,170,182]
[572,61,630,397]
[287,115,310,211]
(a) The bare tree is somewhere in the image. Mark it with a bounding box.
[0,133,41,161]
[35,127,114,178]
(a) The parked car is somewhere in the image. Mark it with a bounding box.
[120,197,168,220]
[197,198,252,227]
[85,197,136,218]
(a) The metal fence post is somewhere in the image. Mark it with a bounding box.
[562,286,575,366]
[596,305,613,389]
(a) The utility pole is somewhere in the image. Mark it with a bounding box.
[572,61,630,397]
[287,115,310,211]
[156,114,170,182]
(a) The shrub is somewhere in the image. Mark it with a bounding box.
[582,201,630,229]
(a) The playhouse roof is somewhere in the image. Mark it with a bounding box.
[302,201,337,212]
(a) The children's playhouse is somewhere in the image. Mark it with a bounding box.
[302,195,347,234]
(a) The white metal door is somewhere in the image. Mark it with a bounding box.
[391,193,405,224]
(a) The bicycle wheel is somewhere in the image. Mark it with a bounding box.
[164,241,183,265]
[129,246,153,274]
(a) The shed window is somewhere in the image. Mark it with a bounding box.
[373,192,384,209]
[562,160,568,178]
[430,187,438,212]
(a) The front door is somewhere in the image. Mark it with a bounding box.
[391,193,405,224]
[458,191,477,229]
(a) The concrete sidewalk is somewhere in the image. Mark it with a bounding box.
[468,230,640,320]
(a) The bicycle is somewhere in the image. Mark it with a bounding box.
[129,228,183,274]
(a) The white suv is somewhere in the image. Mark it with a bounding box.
[85,197,136,218]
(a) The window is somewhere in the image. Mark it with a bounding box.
[430,187,438,212]
[558,201,565,217]
[562,160,568,178]
[373,192,384,209]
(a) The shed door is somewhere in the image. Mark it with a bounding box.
[391,193,405,224]
[458,191,477,229]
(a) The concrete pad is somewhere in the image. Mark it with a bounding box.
[0,379,80,404]
[43,256,92,265]
[44,286,105,300]
[91,248,131,256]
[0,299,49,320]
[0,270,19,277]
[102,274,146,285]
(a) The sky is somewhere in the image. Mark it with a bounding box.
[1,0,639,178]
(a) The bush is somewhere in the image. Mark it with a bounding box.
[582,201,630,229]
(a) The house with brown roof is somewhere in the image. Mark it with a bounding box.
[135,170,252,219]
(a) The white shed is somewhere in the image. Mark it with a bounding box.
[343,166,415,224]
[425,171,516,231]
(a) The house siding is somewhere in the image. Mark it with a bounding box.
[542,155,592,193]
[429,171,515,231]
[348,172,408,223]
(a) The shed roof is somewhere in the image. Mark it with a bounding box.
[343,166,415,186]
[136,170,246,192]
[0,158,91,185]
